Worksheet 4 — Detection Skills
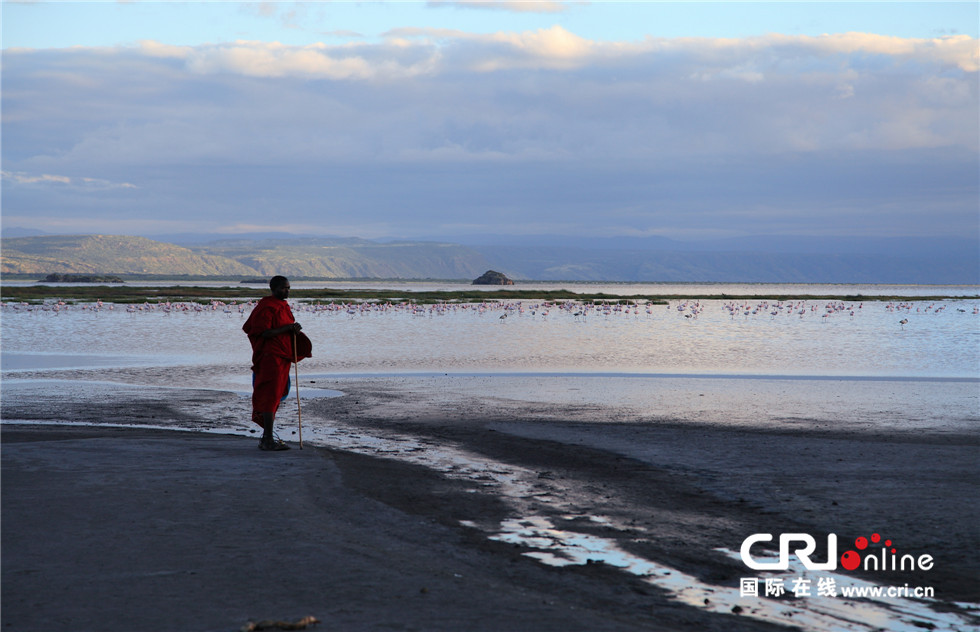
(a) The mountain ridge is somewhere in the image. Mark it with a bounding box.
[1,233,977,284]
[0,234,491,280]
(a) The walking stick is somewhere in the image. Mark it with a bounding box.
[293,331,303,449]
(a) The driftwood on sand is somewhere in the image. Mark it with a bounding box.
[240,615,320,631]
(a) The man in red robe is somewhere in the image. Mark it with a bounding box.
[243,276,310,451]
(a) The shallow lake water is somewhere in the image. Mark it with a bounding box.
[3,289,978,377]
[3,283,978,631]
[3,284,978,430]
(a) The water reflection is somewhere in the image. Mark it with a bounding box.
[486,515,977,632]
[4,296,976,378]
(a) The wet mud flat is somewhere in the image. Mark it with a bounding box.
[2,370,979,631]
[3,425,797,632]
[310,378,980,630]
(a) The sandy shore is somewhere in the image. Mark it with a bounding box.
[2,371,979,631]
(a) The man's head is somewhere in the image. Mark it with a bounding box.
[270,275,290,300]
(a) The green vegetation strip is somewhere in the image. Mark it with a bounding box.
[0,285,658,304]
[1,284,975,305]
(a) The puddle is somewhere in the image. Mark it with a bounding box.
[1,352,159,371]
[482,515,978,632]
[297,423,545,502]
[0,377,343,400]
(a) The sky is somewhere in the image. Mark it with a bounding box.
[2,1,978,244]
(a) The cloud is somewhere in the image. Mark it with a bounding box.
[128,29,979,78]
[184,41,379,79]
[6,29,975,166]
[2,27,976,241]
[1,170,137,190]
[2,171,72,185]
[138,40,192,60]
[135,39,439,80]
[320,30,365,40]
[427,0,570,14]
[805,32,978,72]
[241,1,330,32]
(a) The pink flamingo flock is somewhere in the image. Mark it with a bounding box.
[4,298,977,327]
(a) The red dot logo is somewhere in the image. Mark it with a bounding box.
[841,550,861,571]
[841,533,895,571]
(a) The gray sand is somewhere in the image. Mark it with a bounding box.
[2,425,781,632]
[2,371,979,631]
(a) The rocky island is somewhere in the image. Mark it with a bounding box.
[472,270,514,285]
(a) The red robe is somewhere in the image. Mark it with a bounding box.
[242,296,311,425]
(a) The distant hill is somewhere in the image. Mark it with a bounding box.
[0,234,491,280]
[0,235,255,276]
[192,238,490,279]
[1,233,977,284]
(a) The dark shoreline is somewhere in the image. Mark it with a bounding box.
[3,419,978,632]
[0,424,785,632]
[1,281,977,304]
[2,373,978,630]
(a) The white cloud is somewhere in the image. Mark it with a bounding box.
[3,27,976,242]
[183,41,378,79]
[7,27,975,166]
[483,25,594,66]
[427,0,569,14]
[138,40,191,60]
[2,171,72,185]
[804,32,978,73]
[1,171,137,190]
[124,28,980,80]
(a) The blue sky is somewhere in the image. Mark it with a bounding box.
[5,2,978,48]
[2,2,978,244]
